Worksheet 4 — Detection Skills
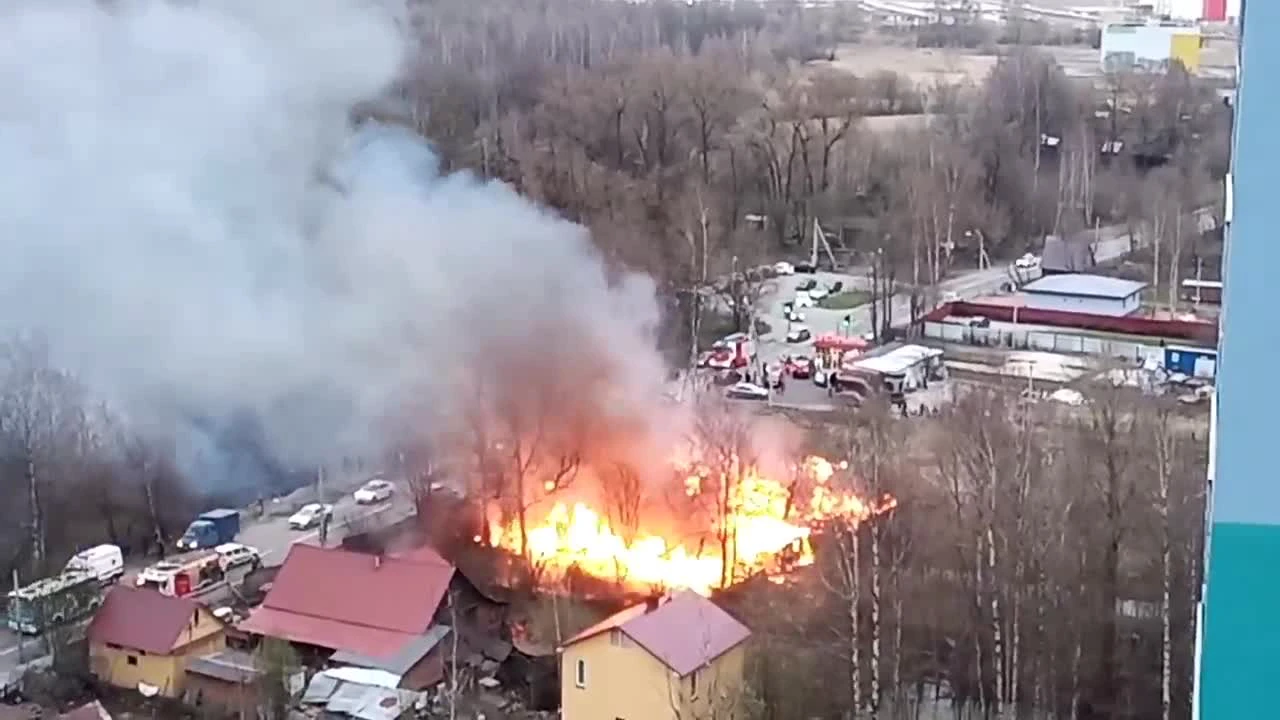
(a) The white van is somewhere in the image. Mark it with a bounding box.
[64,544,124,585]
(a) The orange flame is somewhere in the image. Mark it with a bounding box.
[486,455,897,595]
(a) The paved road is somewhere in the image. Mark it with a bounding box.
[739,224,1136,407]
[0,475,416,682]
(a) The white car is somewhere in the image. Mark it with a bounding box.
[354,478,394,504]
[773,261,795,276]
[1014,253,1040,270]
[726,381,770,400]
[941,291,961,303]
[288,503,334,531]
[793,292,815,309]
[786,325,813,343]
[808,285,830,301]
[215,543,262,570]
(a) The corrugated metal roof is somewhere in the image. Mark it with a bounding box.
[86,586,207,655]
[851,344,943,376]
[237,545,454,659]
[1022,273,1147,299]
[562,590,751,677]
[301,670,420,720]
[59,702,111,720]
[185,648,261,684]
[329,625,451,674]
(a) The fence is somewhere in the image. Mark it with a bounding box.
[927,301,1217,344]
[924,322,1166,364]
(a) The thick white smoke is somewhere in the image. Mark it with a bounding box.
[0,0,670,491]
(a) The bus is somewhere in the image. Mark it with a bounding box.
[5,570,104,635]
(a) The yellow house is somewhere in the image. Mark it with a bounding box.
[87,585,226,698]
[560,590,752,720]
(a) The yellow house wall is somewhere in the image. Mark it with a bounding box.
[1170,33,1202,73]
[89,608,226,698]
[561,632,748,720]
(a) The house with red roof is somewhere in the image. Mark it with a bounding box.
[559,590,752,720]
[86,586,226,698]
[237,543,500,690]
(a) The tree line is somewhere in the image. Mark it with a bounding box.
[394,0,1230,351]
[730,389,1208,720]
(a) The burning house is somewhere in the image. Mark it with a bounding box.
[236,544,507,691]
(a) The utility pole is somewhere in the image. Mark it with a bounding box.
[811,219,839,271]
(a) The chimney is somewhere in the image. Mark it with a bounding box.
[645,594,665,612]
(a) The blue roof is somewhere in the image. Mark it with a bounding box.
[1022,273,1147,299]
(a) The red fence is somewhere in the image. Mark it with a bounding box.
[927,302,1217,345]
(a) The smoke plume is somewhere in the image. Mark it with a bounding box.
[0,0,671,492]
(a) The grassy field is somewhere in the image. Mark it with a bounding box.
[818,290,873,310]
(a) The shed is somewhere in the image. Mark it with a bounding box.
[1164,345,1218,379]
[1020,274,1147,317]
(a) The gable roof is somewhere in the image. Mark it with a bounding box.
[562,591,751,677]
[237,544,454,659]
[87,586,210,655]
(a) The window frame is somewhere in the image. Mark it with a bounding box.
[575,657,586,688]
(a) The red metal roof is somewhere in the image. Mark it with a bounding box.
[562,590,751,677]
[238,544,454,659]
[86,586,205,655]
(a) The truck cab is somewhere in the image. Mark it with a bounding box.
[176,509,241,551]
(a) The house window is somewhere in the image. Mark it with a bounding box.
[609,629,632,647]
[126,655,138,666]
[689,668,699,698]
[575,658,586,688]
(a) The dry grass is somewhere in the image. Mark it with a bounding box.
[815,44,998,86]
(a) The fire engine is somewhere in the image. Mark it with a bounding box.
[135,550,226,597]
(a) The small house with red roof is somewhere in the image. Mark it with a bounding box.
[559,590,752,720]
[237,543,499,690]
[86,586,226,698]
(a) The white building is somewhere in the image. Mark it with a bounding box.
[1020,274,1147,317]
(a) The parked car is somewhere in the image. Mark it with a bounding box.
[808,285,830,301]
[794,262,817,274]
[1014,253,1040,270]
[794,292,815,309]
[813,369,829,387]
[726,381,770,400]
[215,543,262,571]
[354,478,394,504]
[828,281,844,294]
[797,278,817,292]
[786,325,813,343]
[773,261,795,276]
[942,291,961,303]
[288,503,334,531]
